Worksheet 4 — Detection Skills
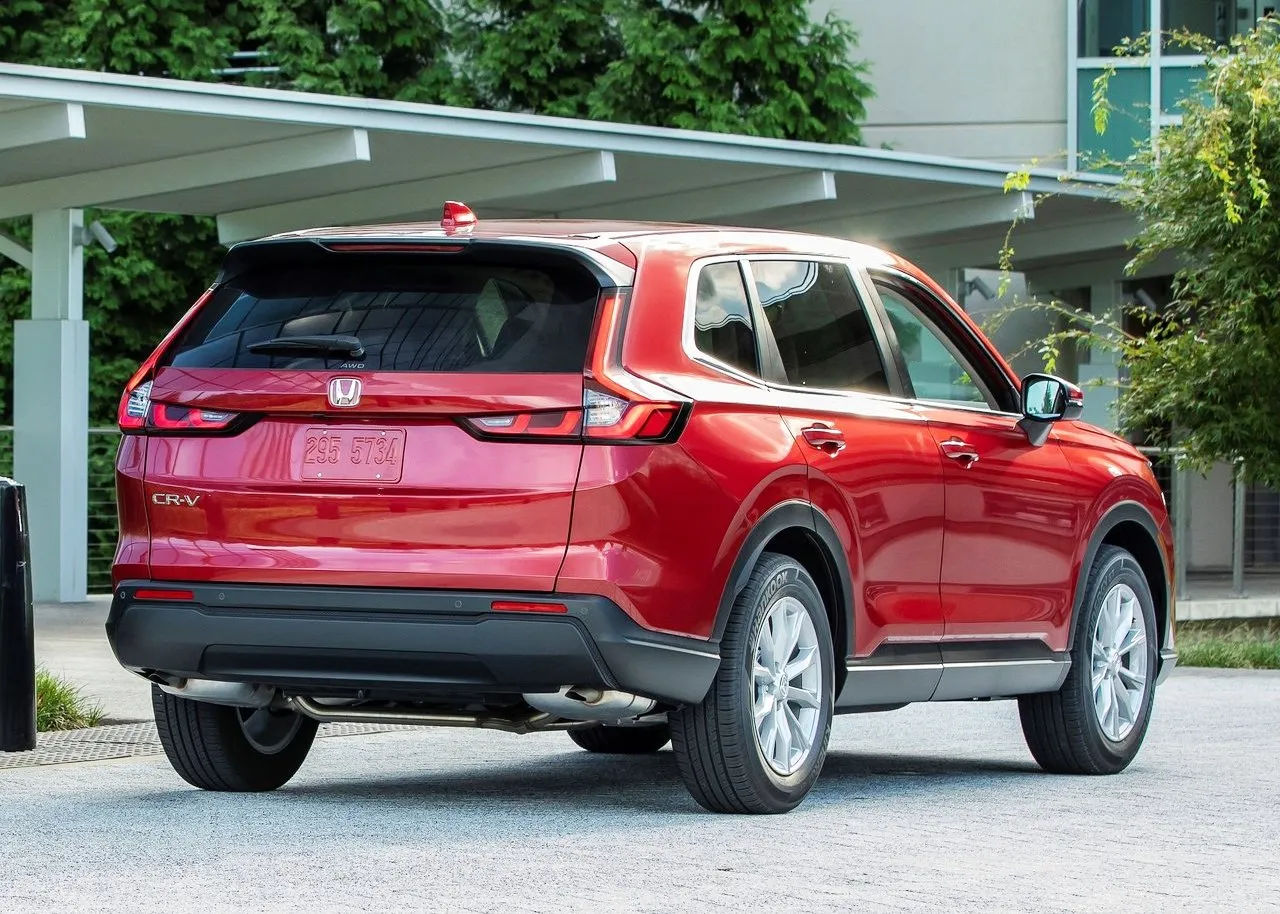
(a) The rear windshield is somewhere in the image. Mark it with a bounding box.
[165,251,603,373]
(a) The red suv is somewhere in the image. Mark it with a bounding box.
[107,204,1176,814]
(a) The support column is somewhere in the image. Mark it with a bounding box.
[14,209,89,603]
[1077,279,1121,431]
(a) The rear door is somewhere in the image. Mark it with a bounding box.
[751,257,948,660]
[141,243,610,591]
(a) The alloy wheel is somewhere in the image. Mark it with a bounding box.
[1090,582,1150,742]
[752,596,823,776]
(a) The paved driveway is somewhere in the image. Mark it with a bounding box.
[1,668,1276,913]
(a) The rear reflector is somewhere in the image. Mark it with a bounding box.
[133,589,195,601]
[490,600,569,614]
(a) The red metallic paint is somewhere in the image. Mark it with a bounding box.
[775,391,947,657]
[918,407,1084,650]
[115,220,1173,662]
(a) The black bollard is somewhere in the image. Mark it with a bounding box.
[0,478,35,752]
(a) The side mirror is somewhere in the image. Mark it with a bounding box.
[1018,373,1084,445]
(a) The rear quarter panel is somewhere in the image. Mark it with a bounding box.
[557,237,811,637]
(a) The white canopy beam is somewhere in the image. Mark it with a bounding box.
[216,150,617,243]
[0,102,85,152]
[901,214,1138,270]
[0,231,31,270]
[0,128,371,220]
[799,191,1036,246]
[571,171,837,223]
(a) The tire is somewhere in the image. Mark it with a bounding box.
[568,723,671,754]
[1019,545,1159,775]
[152,685,319,792]
[670,552,834,814]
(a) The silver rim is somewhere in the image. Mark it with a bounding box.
[1090,582,1149,742]
[752,596,823,776]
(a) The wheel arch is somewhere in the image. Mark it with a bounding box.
[712,500,853,697]
[1069,501,1171,661]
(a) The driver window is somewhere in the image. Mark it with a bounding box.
[876,284,994,409]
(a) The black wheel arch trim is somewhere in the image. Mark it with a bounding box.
[710,499,854,659]
[1067,500,1171,655]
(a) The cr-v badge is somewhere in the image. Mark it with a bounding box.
[328,377,362,408]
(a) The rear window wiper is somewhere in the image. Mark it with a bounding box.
[247,334,365,358]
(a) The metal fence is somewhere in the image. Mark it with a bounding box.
[1138,446,1274,601]
[0,427,120,594]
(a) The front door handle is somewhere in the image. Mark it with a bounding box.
[801,424,846,454]
[939,437,979,467]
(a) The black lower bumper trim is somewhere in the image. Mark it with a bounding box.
[106,581,720,706]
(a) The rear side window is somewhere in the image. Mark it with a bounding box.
[751,260,889,393]
[693,261,758,376]
[165,252,602,373]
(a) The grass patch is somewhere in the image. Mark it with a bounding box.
[1177,619,1280,670]
[36,669,104,731]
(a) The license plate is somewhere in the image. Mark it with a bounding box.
[300,427,406,482]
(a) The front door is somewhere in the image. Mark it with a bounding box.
[868,274,1083,652]
[746,258,947,660]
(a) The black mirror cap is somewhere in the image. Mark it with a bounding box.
[1021,373,1084,423]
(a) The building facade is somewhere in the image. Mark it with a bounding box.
[820,0,1269,577]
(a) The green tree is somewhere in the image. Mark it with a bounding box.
[245,0,454,102]
[589,0,871,142]
[1086,26,1280,485]
[452,0,621,117]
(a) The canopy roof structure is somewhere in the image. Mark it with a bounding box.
[0,62,1130,602]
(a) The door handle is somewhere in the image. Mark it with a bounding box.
[801,424,846,454]
[939,437,979,467]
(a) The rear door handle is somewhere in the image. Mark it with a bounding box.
[939,437,979,467]
[801,424,846,454]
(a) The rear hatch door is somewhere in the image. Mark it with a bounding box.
[141,241,610,591]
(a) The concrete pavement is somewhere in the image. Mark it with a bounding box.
[34,596,152,722]
[31,577,1280,724]
[1,667,1277,913]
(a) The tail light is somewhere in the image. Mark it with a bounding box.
[118,286,217,433]
[459,290,688,443]
[147,404,239,431]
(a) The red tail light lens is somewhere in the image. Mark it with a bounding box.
[118,286,217,433]
[463,409,583,439]
[581,386,682,441]
[147,404,239,431]
[118,379,154,430]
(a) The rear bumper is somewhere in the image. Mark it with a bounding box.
[106,582,720,706]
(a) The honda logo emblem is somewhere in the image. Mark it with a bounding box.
[328,377,362,408]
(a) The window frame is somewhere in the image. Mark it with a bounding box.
[862,267,1022,416]
[741,254,906,399]
[688,258,765,381]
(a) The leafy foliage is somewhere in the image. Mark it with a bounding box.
[1090,26,1280,485]
[588,0,871,142]
[36,668,104,731]
[452,0,621,117]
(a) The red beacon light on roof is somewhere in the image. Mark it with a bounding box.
[441,200,478,234]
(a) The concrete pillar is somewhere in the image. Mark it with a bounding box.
[1078,279,1121,431]
[14,209,89,603]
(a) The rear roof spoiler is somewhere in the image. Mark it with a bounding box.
[217,237,634,287]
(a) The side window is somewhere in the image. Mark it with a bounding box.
[693,261,758,376]
[875,284,993,408]
[751,260,889,394]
